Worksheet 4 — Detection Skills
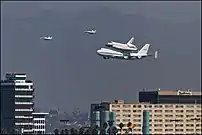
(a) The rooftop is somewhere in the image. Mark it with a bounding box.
[6,72,26,75]
[140,88,201,96]
[101,100,150,105]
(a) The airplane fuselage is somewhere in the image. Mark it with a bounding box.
[96,48,146,60]
[40,36,52,40]
[84,30,96,34]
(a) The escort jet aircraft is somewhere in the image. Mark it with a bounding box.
[84,29,96,34]
[40,36,52,40]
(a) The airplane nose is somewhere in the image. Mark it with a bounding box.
[97,49,101,54]
[107,42,113,46]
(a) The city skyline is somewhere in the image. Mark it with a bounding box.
[1,2,200,112]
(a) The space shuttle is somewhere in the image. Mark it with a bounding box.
[106,37,137,51]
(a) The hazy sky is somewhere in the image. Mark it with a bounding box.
[1,2,201,112]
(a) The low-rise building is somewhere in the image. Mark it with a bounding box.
[90,89,202,134]
[33,112,49,134]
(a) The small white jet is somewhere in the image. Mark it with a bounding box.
[84,29,96,34]
[40,36,52,40]
[106,37,138,51]
[97,44,158,60]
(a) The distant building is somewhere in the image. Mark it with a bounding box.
[91,99,201,134]
[1,73,35,134]
[90,104,116,134]
[33,112,49,134]
[139,89,201,104]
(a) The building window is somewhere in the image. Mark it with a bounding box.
[197,115,201,117]
[134,124,141,127]
[154,119,162,122]
[112,110,120,112]
[123,105,131,108]
[196,110,201,113]
[176,129,183,132]
[176,110,184,113]
[165,129,173,131]
[165,105,173,108]
[186,129,194,131]
[154,129,162,131]
[196,105,201,108]
[112,105,120,108]
[186,119,192,122]
[154,124,162,127]
[176,115,183,118]
[165,110,173,113]
[176,124,183,127]
[123,114,131,117]
[123,110,131,113]
[154,105,162,108]
[137,105,141,108]
[144,105,152,108]
[196,124,201,127]
[186,115,194,118]
[186,124,194,127]
[122,119,130,122]
[186,105,194,108]
[165,124,173,127]
[133,114,141,117]
[186,110,194,113]
[133,119,141,122]
[15,85,29,89]
[154,114,162,117]
[176,105,183,108]
[154,110,162,113]
[133,110,141,113]
[165,115,173,117]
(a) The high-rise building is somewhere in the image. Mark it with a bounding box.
[1,73,35,134]
[91,100,201,134]
[139,89,201,104]
[32,112,49,134]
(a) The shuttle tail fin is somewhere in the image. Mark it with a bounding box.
[138,44,150,55]
[127,37,134,44]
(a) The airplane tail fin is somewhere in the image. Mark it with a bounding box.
[138,44,150,55]
[127,37,134,44]
[154,50,158,59]
[154,49,160,59]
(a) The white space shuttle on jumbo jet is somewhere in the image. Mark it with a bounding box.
[97,44,158,60]
[106,37,138,51]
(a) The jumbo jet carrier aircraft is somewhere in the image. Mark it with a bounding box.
[97,44,158,60]
[106,37,138,51]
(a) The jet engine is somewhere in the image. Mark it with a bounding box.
[123,56,128,59]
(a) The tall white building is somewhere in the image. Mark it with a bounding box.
[1,73,35,134]
[33,112,49,134]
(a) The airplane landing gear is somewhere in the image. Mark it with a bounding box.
[103,57,109,59]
